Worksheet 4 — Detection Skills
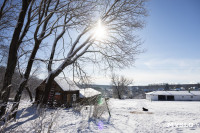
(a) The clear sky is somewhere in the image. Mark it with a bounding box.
[93,0,200,85]
[35,0,200,85]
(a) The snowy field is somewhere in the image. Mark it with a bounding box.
[3,99,200,133]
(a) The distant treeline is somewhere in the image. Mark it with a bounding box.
[0,66,42,99]
[79,83,200,99]
[81,83,200,91]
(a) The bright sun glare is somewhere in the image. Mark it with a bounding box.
[94,20,106,40]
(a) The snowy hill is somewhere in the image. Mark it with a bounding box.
[3,99,200,133]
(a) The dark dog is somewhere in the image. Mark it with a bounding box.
[142,107,148,111]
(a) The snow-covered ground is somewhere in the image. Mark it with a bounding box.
[3,99,200,133]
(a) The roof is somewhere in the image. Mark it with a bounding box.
[54,77,80,91]
[146,91,200,96]
[79,88,101,98]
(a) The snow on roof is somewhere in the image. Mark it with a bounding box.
[146,91,200,96]
[54,77,79,91]
[79,88,101,98]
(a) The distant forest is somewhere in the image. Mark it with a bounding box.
[0,66,42,99]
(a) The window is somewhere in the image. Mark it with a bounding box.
[191,96,193,98]
[55,92,60,95]
[72,94,76,101]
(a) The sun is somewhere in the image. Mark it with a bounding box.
[94,20,107,40]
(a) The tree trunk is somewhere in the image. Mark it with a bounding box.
[9,40,41,119]
[8,83,32,120]
[25,87,33,102]
[9,0,59,119]
[0,0,31,118]
[8,79,28,120]
[116,87,121,99]
[42,59,73,105]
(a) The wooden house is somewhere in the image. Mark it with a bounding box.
[35,77,80,107]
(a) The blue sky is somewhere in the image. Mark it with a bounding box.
[93,0,200,85]
[141,0,200,59]
[36,0,200,85]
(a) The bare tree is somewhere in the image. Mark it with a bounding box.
[8,0,61,119]
[0,0,34,119]
[9,0,97,119]
[0,44,8,65]
[41,0,147,105]
[111,74,133,99]
[1,0,147,120]
[164,83,170,91]
[0,0,19,65]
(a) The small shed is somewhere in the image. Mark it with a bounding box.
[78,88,101,105]
[35,77,80,107]
[146,91,200,101]
[80,88,101,98]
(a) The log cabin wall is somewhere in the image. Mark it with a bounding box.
[35,80,80,107]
